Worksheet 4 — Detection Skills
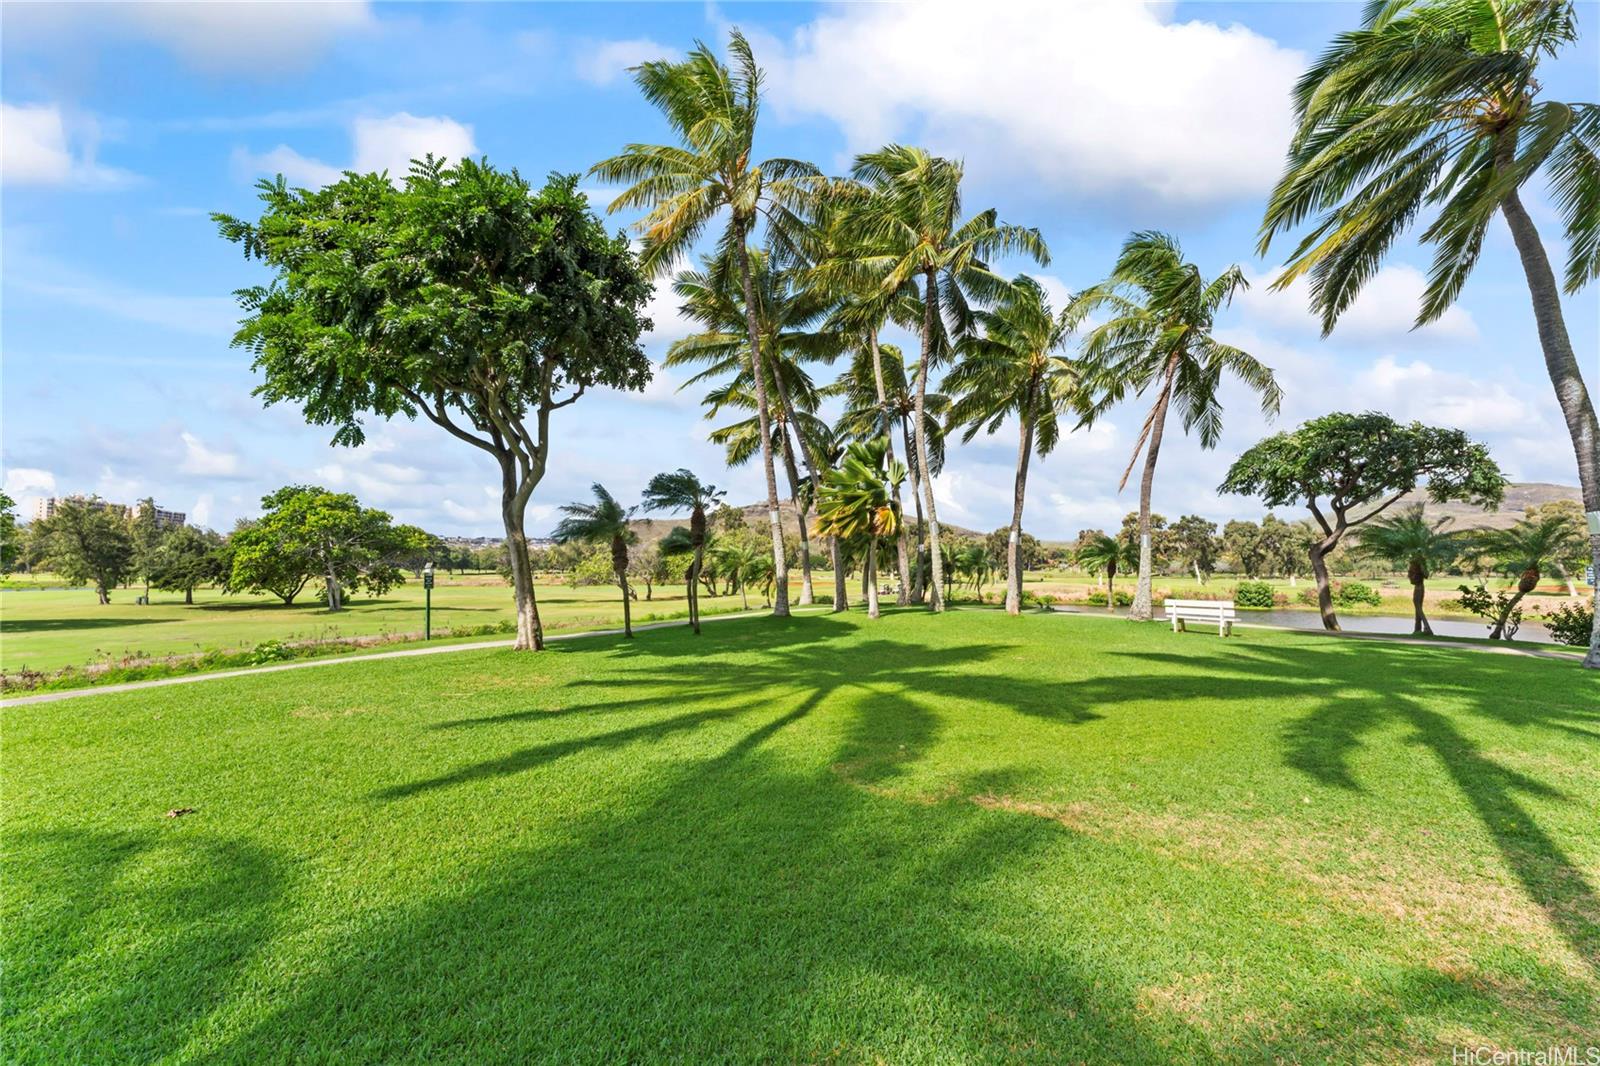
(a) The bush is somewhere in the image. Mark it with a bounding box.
[1085,590,1132,607]
[1234,581,1275,609]
[249,639,294,665]
[1453,582,1521,638]
[1540,602,1594,647]
[1335,581,1382,607]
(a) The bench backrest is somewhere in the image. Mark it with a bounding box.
[1165,599,1236,614]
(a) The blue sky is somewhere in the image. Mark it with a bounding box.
[3,1,1597,538]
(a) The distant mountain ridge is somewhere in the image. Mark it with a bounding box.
[1396,481,1580,531]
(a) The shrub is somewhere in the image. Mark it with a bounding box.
[1454,582,1521,638]
[1085,590,1132,607]
[1335,581,1382,607]
[249,639,294,665]
[1234,581,1275,609]
[1540,602,1594,647]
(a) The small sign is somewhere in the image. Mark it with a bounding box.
[423,572,434,589]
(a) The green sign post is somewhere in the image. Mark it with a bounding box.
[423,562,434,641]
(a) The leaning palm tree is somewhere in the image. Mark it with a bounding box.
[668,248,844,604]
[815,437,906,620]
[1078,232,1281,622]
[1353,504,1459,634]
[641,469,726,635]
[1260,0,1600,667]
[945,275,1087,616]
[710,539,763,610]
[552,484,639,638]
[591,30,821,619]
[1074,532,1130,615]
[1474,511,1589,640]
[839,146,1049,612]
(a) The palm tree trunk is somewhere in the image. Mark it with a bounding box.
[917,267,945,612]
[866,540,881,619]
[1105,569,1116,614]
[1498,165,1600,667]
[869,329,913,606]
[903,416,926,603]
[1489,588,1530,641]
[733,239,790,618]
[777,426,815,606]
[618,570,633,638]
[832,539,847,612]
[1411,575,1430,636]
[1006,409,1035,616]
[1131,369,1177,622]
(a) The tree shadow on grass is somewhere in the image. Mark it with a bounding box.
[3,828,285,1063]
[1062,638,1600,979]
[0,616,182,634]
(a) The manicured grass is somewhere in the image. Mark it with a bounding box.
[4,611,1595,1062]
[0,576,768,673]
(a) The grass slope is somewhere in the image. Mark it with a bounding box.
[4,612,1596,1062]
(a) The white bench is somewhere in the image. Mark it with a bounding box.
[1165,599,1237,637]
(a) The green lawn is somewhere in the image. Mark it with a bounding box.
[0,576,765,673]
[4,611,1595,1062]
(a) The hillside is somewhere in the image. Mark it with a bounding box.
[628,500,987,548]
[1397,481,1580,531]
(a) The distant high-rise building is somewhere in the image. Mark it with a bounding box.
[31,496,184,528]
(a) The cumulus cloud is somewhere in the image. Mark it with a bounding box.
[1354,356,1532,431]
[235,112,476,188]
[575,38,672,85]
[178,432,242,477]
[753,0,1303,206]
[1234,264,1478,342]
[1,102,136,187]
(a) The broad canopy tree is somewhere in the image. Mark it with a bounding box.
[34,497,134,605]
[216,161,651,649]
[1220,412,1505,631]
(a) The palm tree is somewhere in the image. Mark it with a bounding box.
[641,469,726,635]
[1260,0,1600,668]
[945,275,1087,616]
[591,30,821,619]
[1078,232,1281,622]
[828,340,950,600]
[552,484,639,638]
[667,248,844,604]
[1474,511,1589,640]
[709,539,762,610]
[839,146,1048,612]
[815,438,906,620]
[1353,504,1458,634]
[955,543,997,599]
[1075,532,1130,614]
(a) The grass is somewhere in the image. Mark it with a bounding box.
[0,575,763,674]
[4,610,1595,1062]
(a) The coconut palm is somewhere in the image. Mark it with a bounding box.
[1075,532,1131,614]
[641,469,726,635]
[815,438,906,620]
[839,145,1049,612]
[1078,232,1281,622]
[552,484,639,638]
[709,539,762,610]
[1353,504,1459,634]
[955,543,997,599]
[827,341,950,602]
[945,275,1088,616]
[591,30,821,618]
[1260,0,1600,667]
[668,248,844,604]
[1474,511,1589,639]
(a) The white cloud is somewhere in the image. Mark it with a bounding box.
[235,112,476,188]
[1235,264,1478,342]
[1354,356,1532,431]
[575,38,672,86]
[755,1,1303,206]
[178,432,242,477]
[1,102,136,187]
[7,2,374,74]
[350,113,476,178]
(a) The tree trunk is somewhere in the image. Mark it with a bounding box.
[1490,588,1530,641]
[1499,178,1600,668]
[502,503,543,651]
[734,239,790,618]
[903,417,926,604]
[618,570,633,638]
[869,329,913,606]
[866,540,881,619]
[916,267,945,612]
[1410,562,1431,636]
[831,538,848,613]
[1309,540,1340,632]
[184,587,193,605]
[1105,569,1116,614]
[769,362,818,609]
[95,580,110,606]
[1006,410,1035,616]
[1131,368,1177,622]
[325,568,342,612]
